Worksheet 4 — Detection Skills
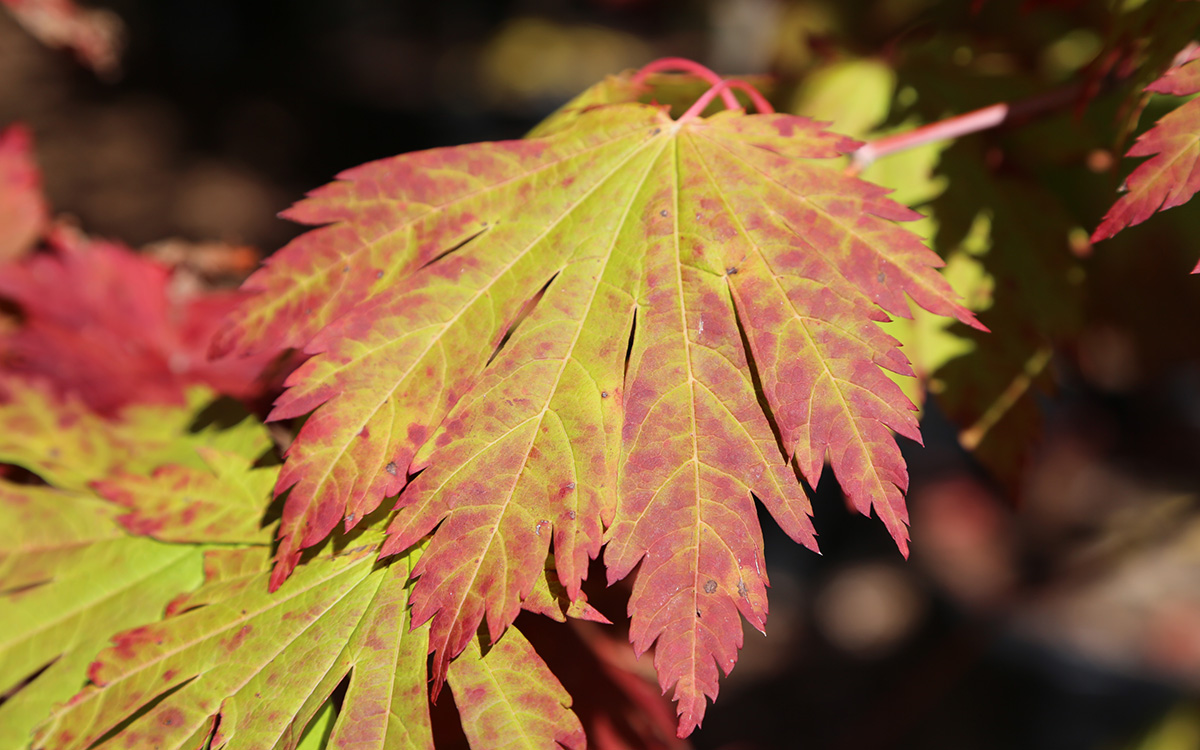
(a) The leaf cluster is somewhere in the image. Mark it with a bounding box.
[4,0,1200,747]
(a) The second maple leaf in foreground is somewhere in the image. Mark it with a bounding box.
[216,64,981,736]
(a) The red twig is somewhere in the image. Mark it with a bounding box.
[849,40,1200,175]
[848,83,1084,175]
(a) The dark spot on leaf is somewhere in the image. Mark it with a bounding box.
[375,270,384,280]
[737,579,748,598]
[651,128,661,136]
[704,579,717,594]
[535,519,549,537]
[345,512,356,525]
[660,210,669,217]
[877,272,886,283]
[566,482,576,490]
[342,265,350,273]
[601,391,608,398]
[386,461,398,476]
[567,510,576,520]
[695,609,702,618]
[726,266,738,275]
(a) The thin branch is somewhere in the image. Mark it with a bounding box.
[848,40,1200,176]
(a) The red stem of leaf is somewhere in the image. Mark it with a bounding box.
[633,57,740,112]
[633,58,775,120]
[678,79,775,122]
[632,57,726,87]
[725,79,775,115]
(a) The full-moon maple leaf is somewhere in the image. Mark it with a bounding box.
[217,65,980,735]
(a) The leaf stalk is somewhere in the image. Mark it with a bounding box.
[633,58,774,121]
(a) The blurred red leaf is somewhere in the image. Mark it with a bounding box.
[520,614,690,750]
[0,0,123,77]
[0,225,279,414]
[0,124,48,263]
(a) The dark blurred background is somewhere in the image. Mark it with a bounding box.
[5,2,1200,749]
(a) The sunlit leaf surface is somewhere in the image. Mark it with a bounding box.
[220,71,977,734]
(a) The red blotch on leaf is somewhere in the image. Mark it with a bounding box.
[224,625,252,652]
[158,707,185,728]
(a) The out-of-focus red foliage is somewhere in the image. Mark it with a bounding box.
[0,0,123,77]
[0,224,279,414]
[520,615,689,750]
[0,124,47,263]
[0,124,286,414]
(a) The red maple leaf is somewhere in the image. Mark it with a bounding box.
[1092,47,1200,273]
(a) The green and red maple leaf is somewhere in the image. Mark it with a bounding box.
[214,66,980,734]
[0,123,624,750]
[1,378,603,750]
